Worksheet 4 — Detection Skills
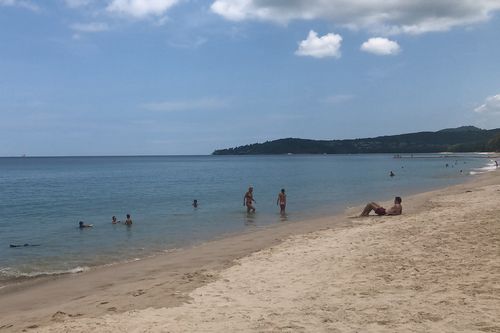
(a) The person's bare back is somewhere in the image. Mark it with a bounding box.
[277,189,286,214]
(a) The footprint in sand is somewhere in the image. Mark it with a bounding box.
[51,311,83,322]
[51,311,68,322]
[131,289,146,297]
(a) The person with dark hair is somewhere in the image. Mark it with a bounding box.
[244,187,256,213]
[360,196,402,216]
[79,221,93,228]
[192,199,198,208]
[112,216,120,224]
[124,214,133,225]
[277,188,287,215]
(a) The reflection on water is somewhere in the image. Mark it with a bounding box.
[244,212,256,226]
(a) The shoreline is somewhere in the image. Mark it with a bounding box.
[1,170,499,332]
[1,154,495,287]
[0,206,353,331]
[1,162,492,287]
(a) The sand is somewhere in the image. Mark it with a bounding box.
[1,172,500,332]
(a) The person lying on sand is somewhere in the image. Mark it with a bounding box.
[360,196,402,216]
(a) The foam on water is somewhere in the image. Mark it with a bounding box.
[469,160,498,175]
[0,266,90,280]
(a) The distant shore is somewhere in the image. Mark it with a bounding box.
[1,170,499,332]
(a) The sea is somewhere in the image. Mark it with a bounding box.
[0,153,496,285]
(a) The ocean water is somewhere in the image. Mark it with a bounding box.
[0,154,495,284]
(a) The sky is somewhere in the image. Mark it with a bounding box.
[1,0,500,156]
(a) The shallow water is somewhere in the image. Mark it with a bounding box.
[0,154,495,282]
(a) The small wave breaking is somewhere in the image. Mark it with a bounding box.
[469,160,498,175]
[0,266,90,281]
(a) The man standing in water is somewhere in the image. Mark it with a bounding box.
[244,186,256,213]
[277,188,287,215]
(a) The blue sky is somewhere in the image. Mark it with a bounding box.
[1,0,500,156]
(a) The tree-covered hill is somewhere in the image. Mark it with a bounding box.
[213,126,500,155]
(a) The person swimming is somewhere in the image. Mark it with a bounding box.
[192,199,198,208]
[112,216,120,224]
[79,221,93,228]
[10,243,40,248]
[124,214,133,225]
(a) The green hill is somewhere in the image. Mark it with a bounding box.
[212,126,500,155]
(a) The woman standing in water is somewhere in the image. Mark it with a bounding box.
[244,187,256,213]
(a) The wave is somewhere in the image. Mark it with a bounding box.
[0,246,185,287]
[469,160,498,175]
[0,266,90,281]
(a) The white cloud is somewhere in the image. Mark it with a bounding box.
[142,98,227,112]
[211,0,500,35]
[107,0,179,18]
[71,22,109,32]
[0,0,38,11]
[295,30,342,59]
[474,94,500,114]
[361,37,401,55]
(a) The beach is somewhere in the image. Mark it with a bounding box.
[1,171,499,332]
[0,154,492,283]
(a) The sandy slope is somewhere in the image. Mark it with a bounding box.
[35,181,500,332]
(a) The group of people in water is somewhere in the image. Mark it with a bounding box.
[111,214,133,225]
[78,185,402,228]
[243,187,287,215]
[79,214,133,228]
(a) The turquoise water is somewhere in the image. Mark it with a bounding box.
[0,154,495,283]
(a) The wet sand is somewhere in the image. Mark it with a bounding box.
[1,171,499,332]
[0,209,351,331]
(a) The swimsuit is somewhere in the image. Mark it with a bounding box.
[245,193,253,206]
